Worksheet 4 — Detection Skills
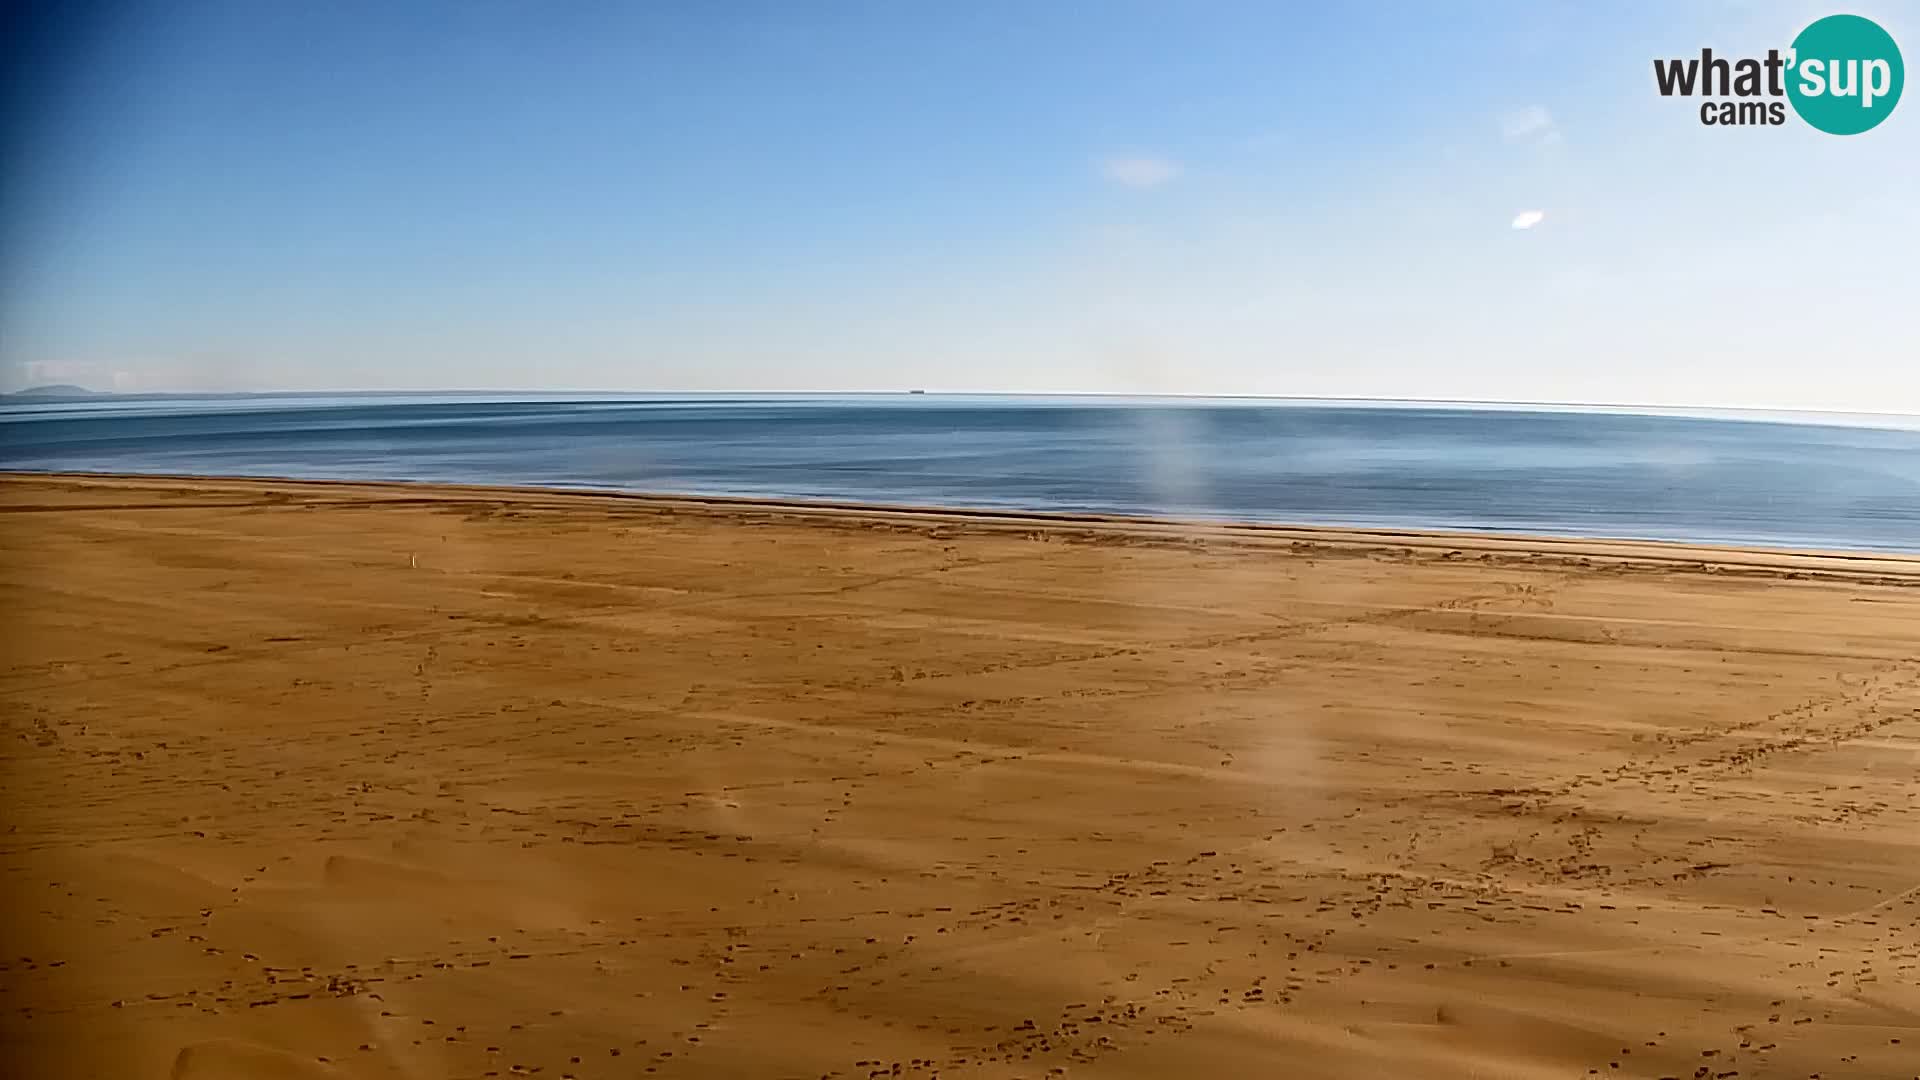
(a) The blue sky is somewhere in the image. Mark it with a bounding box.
[3,1,1915,409]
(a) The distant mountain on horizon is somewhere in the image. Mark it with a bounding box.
[6,384,98,398]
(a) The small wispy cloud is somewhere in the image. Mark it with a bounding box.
[1511,209,1547,230]
[1099,155,1181,189]
[17,359,103,388]
[1499,105,1562,145]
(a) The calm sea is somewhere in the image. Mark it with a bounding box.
[3,394,1917,553]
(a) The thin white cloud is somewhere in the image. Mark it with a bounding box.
[1511,209,1547,230]
[1099,156,1181,189]
[1499,105,1559,144]
[18,359,99,387]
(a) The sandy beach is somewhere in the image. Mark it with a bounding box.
[2,472,1916,1080]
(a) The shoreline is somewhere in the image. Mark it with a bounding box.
[7,469,1920,580]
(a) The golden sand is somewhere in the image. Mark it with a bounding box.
[2,474,1917,1079]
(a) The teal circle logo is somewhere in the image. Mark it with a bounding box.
[1787,14,1903,134]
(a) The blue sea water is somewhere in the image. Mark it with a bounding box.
[2,394,1917,553]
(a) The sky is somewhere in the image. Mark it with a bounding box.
[1,1,1916,410]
